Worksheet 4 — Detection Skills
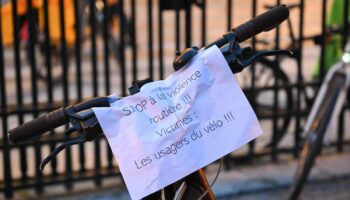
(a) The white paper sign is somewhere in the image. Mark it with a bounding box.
[93,46,263,200]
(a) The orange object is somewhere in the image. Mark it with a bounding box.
[1,0,119,46]
[108,0,118,4]
[17,0,43,15]
[38,0,76,46]
[1,0,75,46]
[1,3,15,45]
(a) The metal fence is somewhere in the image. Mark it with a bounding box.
[1,0,349,198]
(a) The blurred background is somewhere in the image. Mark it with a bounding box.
[0,0,350,199]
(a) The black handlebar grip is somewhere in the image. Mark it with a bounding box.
[8,108,68,144]
[232,5,289,42]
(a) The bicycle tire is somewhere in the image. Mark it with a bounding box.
[289,73,346,200]
[288,132,322,200]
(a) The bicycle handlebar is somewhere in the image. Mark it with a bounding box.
[8,108,68,144]
[7,5,289,144]
[205,5,289,48]
[233,5,289,42]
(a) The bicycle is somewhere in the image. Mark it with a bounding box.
[288,34,350,200]
[7,5,290,200]
[261,26,349,148]
[243,3,348,149]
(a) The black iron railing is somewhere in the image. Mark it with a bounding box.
[0,0,349,198]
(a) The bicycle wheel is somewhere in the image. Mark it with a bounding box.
[236,57,294,146]
[289,73,345,200]
[288,131,322,200]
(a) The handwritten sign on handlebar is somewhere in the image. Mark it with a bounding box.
[93,46,263,200]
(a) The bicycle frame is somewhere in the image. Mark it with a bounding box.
[289,40,350,200]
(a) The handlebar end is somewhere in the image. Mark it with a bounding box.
[7,132,15,144]
[233,5,289,42]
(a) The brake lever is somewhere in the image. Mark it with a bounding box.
[40,109,103,170]
[241,49,293,66]
[40,135,86,170]
[223,40,293,73]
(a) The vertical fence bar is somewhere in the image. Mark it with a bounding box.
[43,0,53,104]
[227,0,232,31]
[119,0,126,96]
[89,0,102,187]
[73,0,86,173]
[217,0,234,167]
[59,0,69,103]
[185,0,192,47]
[102,0,113,171]
[102,0,110,94]
[175,3,180,52]
[118,0,127,93]
[158,3,164,79]
[248,0,257,162]
[11,0,28,182]
[27,0,43,194]
[131,0,137,81]
[74,0,83,100]
[272,0,281,161]
[201,0,206,46]
[294,0,304,157]
[43,0,58,176]
[0,1,13,197]
[320,0,327,79]
[90,0,98,97]
[59,0,73,190]
[147,0,154,79]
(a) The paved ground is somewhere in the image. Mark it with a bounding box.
[9,148,350,200]
[221,178,350,200]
